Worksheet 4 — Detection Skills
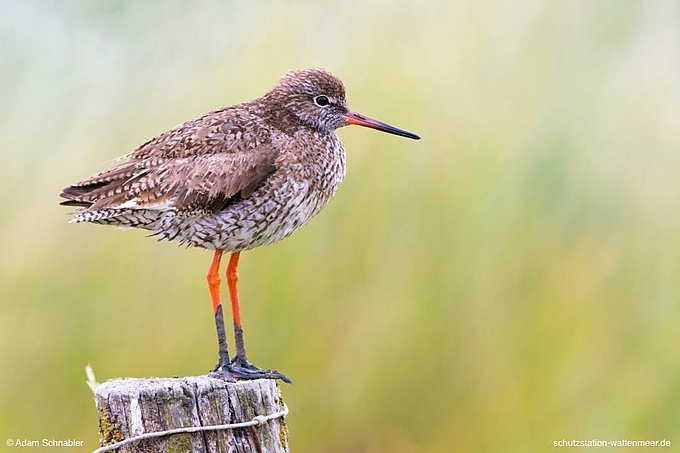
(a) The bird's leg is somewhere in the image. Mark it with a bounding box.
[206,249,233,379]
[226,252,247,364]
[225,252,292,383]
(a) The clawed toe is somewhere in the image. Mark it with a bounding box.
[211,360,292,384]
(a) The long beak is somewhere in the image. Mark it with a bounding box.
[344,109,420,140]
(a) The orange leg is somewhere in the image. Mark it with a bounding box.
[207,249,230,368]
[226,252,248,364]
[226,252,242,327]
[207,249,223,314]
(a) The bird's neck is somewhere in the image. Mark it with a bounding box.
[254,93,306,137]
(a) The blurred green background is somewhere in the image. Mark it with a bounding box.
[2,1,680,452]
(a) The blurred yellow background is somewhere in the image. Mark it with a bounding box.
[2,1,680,452]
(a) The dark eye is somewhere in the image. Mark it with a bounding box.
[314,95,330,107]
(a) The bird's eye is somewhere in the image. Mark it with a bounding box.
[314,95,330,107]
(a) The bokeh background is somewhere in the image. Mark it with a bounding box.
[2,1,680,452]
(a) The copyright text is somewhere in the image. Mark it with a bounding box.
[6,438,84,448]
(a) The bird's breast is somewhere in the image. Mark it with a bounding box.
[249,132,347,244]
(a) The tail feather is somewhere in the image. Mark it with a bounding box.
[60,199,92,207]
[69,207,160,227]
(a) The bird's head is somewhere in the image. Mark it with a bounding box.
[270,68,420,140]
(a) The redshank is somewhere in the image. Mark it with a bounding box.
[60,68,420,383]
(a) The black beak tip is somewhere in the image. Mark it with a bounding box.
[396,129,420,140]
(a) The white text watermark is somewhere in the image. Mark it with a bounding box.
[553,438,671,448]
[6,438,84,448]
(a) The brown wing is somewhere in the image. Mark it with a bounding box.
[60,150,277,214]
[60,109,279,214]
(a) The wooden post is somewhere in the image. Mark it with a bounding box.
[93,375,290,453]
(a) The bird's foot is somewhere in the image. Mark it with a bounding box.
[210,359,292,384]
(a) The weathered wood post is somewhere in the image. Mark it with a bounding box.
[92,375,289,453]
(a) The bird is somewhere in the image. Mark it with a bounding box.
[60,68,420,383]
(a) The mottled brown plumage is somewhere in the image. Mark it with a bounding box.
[60,68,419,382]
